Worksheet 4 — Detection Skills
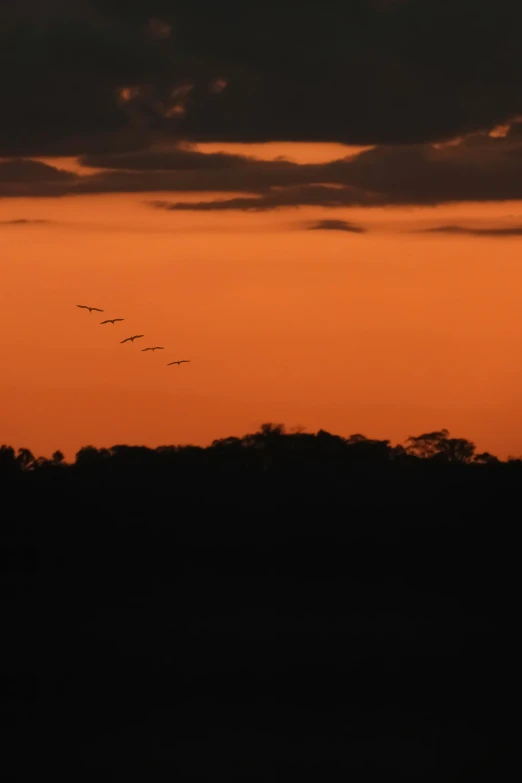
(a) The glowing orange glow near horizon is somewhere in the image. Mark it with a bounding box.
[1,144,521,460]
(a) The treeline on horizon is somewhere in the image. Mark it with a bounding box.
[3,425,515,779]
[2,424,521,478]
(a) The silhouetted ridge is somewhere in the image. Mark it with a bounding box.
[2,424,515,780]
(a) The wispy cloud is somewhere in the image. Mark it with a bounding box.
[306,219,366,233]
[0,218,53,225]
[148,186,374,213]
[416,224,522,237]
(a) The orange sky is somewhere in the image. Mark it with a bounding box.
[1,143,521,460]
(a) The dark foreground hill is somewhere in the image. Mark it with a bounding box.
[1,426,517,780]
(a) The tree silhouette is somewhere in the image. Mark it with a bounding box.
[51,450,66,466]
[0,445,19,475]
[474,452,500,465]
[75,446,111,466]
[211,436,244,451]
[435,437,476,463]
[16,448,35,470]
[406,429,451,459]
[242,422,286,449]
[345,434,392,462]
[0,426,519,490]
[406,430,475,463]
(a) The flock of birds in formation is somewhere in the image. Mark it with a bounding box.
[76,305,190,366]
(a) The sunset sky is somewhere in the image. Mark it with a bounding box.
[1,0,521,459]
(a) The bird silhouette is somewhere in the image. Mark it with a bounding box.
[167,360,190,365]
[100,318,124,325]
[121,335,144,344]
[142,346,164,352]
[77,305,103,314]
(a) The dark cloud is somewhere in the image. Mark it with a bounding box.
[0,159,74,183]
[416,224,522,237]
[0,1,182,156]
[2,125,522,207]
[306,219,367,233]
[1,1,522,155]
[79,147,259,171]
[179,0,522,146]
[336,133,522,202]
[143,129,522,210]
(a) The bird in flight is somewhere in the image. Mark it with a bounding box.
[100,318,124,325]
[121,335,144,344]
[77,305,104,314]
[167,360,190,365]
[142,346,164,352]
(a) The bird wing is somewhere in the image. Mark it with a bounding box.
[180,360,190,363]
[77,305,88,309]
[92,308,104,312]
[155,347,164,350]
[141,348,151,351]
[100,320,110,324]
[115,319,124,322]
[121,337,131,343]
